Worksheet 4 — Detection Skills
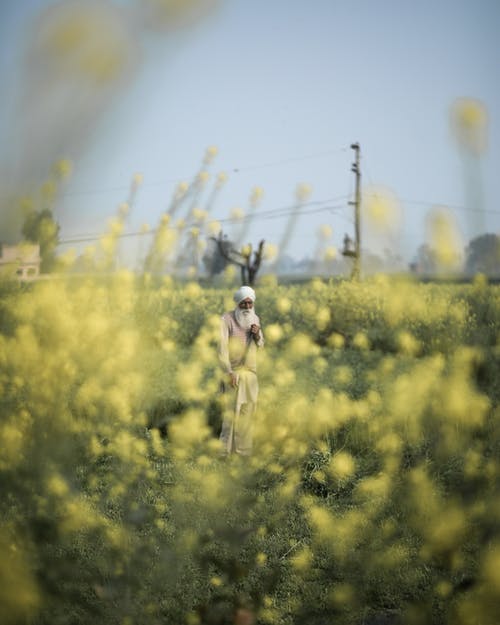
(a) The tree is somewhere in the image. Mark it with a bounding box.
[410,244,439,275]
[202,234,232,277]
[465,233,500,276]
[206,231,265,285]
[21,209,60,273]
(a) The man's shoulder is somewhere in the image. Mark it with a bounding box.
[222,311,234,322]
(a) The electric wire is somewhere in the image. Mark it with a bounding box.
[58,146,351,198]
[58,200,349,245]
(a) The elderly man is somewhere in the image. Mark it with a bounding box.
[218,285,264,456]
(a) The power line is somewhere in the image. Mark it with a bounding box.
[362,192,500,215]
[396,198,500,215]
[230,147,350,173]
[57,190,498,247]
[58,204,348,245]
[58,197,349,245]
[58,146,351,198]
[360,152,500,215]
[221,194,349,221]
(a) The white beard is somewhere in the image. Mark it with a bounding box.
[234,308,257,331]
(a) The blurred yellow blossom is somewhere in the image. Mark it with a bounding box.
[425,207,464,271]
[263,242,278,262]
[276,297,291,314]
[52,158,73,179]
[0,531,40,624]
[328,451,356,480]
[207,220,221,235]
[216,171,228,186]
[317,224,333,240]
[323,246,337,262]
[451,97,488,154]
[204,145,218,162]
[295,183,312,202]
[362,186,402,235]
[329,583,355,608]
[197,171,210,185]
[265,324,283,344]
[290,546,313,572]
[33,0,136,84]
[230,207,245,221]
[353,331,370,350]
[250,186,264,206]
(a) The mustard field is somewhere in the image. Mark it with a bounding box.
[1,274,499,625]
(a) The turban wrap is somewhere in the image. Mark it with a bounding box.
[233,286,256,304]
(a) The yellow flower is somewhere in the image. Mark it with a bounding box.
[315,307,330,330]
[317,224,333,240]
[53,158,73,179]
[250,186,264,206]
[323,246,337,262]
[425,207,464,271]
[0,424,25,469]
[328,451,356,480]
[450,97,488,154]
[207,220,221,235]
[230,207,245,221]
[176,181,189,197]
[240,243,252,257]
[265,324,283,344]
[191,208,207,223]
[197,171,210,185]
[263,242,278,262]
[295,183,312,202]
[35,0,134,84]
[329,583,355,608]
[204,145,218,162]
[276,297,291,314]
[362,186,401,235]
[353,331,370,350]
[482,544,500,593]
[291,546,313,572]
[47,474,69,497]
[397,330,420,356]
[0,530,40,622]
[327,332,345,349]
[216,171,228,186]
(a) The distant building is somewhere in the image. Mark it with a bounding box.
[0,243,41,280]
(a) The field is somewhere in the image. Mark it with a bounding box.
[1,273,499,625]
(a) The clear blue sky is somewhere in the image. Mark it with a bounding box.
[1,0,499,266]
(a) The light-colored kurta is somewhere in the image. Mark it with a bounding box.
[218,311,264,455]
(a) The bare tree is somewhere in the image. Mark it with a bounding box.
[208,231,265,285]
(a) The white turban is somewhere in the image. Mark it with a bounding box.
[233,285,256,304]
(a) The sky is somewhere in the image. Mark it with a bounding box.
[1,0,499,269]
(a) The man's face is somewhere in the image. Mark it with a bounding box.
[238,298,254,310]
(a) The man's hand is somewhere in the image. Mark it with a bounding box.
[229,372,239,388]
[250,324,260,337]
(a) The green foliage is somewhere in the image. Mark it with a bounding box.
[1,275,499,625]
[21,208,60,272]
[465,233,500,276]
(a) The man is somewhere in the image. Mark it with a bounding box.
[218,285,264,456]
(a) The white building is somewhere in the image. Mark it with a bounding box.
[0,243,41,280]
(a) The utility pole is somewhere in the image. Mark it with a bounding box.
[349,142,361,279]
